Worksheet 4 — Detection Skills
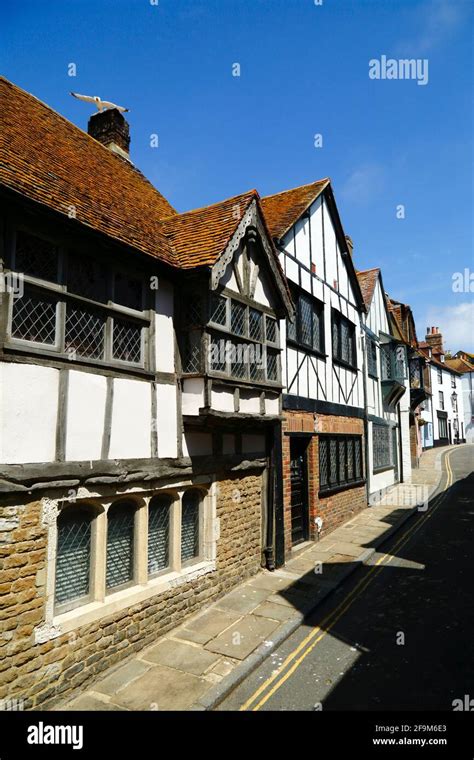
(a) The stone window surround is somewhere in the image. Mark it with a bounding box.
[35,478,219,644]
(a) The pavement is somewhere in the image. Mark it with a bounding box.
[59,444,463,712]
[218,443,474,710]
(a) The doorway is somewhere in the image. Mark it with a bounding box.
[290,437,309,546]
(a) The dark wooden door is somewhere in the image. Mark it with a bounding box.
[290,438,309,546]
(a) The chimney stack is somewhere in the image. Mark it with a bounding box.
[425,325,444,354]
[88,109,131,161]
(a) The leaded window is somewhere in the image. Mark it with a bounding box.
[55,506,93,609]
[15,230,58,283]
[367,338,378,377]
[65,304,106,359]
[148,495,171,576]
[8,231,150,368]
[11,289,57,345]
[332,310,356,368]
[106,501,135,590]
[265,316,277,344]
[231,300,246,336]
[181,490,200,562]
[319,434,363,493]
[112,319,142,363]
[249,308,263,341]
[230,341,246,379]
[373,424,391,471]
[209,294,227,326]
[287,289,324,353]
[266,349,279,382]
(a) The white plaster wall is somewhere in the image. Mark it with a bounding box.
[211,387,234,413]
[65,371,106,461]
[154,279,175,373]
[156,383,178,458]
[265,395,280,415]
[461,372,474,442]
[181,378,205,415]
[108,379,151,459]
[239,391,260,414]
[0,363,58,464]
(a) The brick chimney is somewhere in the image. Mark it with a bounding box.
[425,326,444,354]
[88,109,131,161]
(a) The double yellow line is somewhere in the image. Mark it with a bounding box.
[240,450,455,711]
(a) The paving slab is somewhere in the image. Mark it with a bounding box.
[94,659,151,696]
[63,694,126,711]
[214,585,271,614]
[141,638,220,676]
[176,607,241,645]
[251,600,300,622]
[112,665,209,711]
[247,571,293,592]
[204,615,279,660]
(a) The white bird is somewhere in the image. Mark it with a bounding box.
[70,92,129,113]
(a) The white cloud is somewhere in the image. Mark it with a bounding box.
[397,0,467,55]
[340,163,386,205]
[422,302,474,353]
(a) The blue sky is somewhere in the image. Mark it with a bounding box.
[1,0,473,350]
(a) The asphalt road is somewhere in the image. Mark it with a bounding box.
[218,445,474,711]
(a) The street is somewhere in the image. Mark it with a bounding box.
[218,445,474,711]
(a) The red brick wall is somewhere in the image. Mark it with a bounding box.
[282,411,367,559]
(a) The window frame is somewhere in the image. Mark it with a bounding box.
[6,228,151,371]
[367,337,378,379]
[286,287,325,357]
[318,433,364,495]
[54,503,97,615]
[372,423,393,473]
[331,309,357,370]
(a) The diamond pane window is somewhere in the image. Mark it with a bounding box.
[319,438,328,487]
[231,301,246,336]
[249,309,263,341]
[114,272,143,311]
[266,316,277,344]
[106,501,135,590]
[15,231,58,282]
[231,341,246,379]
[299,296,312,346]
[148,495,171,576]
[338,439,346,482]
[341,319,350,363]
[249,350,265,382]
[112,319,142,363]
[11,290,57,345]
[181,489,200,562]
[347,439,354,480]
[209,336,225,373]
[287,316,297,342]
[67,254,108,302]
[373,424,391,470]
[65,305,105,359]
[183,331,202,373]
[312,309,322,352]
[266,349,278,382]
[329,440,338,484]
[368,339,378,377]
[184,298,202,327]
[210,294,227,326]
[332,317,339,357]
[332,311,356,368]
[319,435,363,492]
[55,506,92,608]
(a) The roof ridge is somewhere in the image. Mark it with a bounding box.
[161,189,258,221]
[262,178,329,200]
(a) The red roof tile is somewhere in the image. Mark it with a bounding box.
[0,77,177,265]
[261,179,329,239]
[356,268,379,309]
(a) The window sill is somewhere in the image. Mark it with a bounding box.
[373,465,395,474]
[39,560,216,642]
[286,339,327,360]
[318,479,365,497]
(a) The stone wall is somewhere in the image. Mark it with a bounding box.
[0,471,262,709]
[282,411,367,558]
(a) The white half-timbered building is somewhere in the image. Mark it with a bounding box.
[261,181,367,554]
[0,77,292,709]
[357,270,407,500]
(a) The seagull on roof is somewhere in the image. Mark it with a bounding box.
[70,92,129,113]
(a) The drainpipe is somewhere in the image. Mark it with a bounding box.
[360,325,370,505]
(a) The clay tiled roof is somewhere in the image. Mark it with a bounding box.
[356,268,379,309]
[161,190,258,269]
[261,179,330,239]
[0,77,177,265]
[445,357,474,374]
